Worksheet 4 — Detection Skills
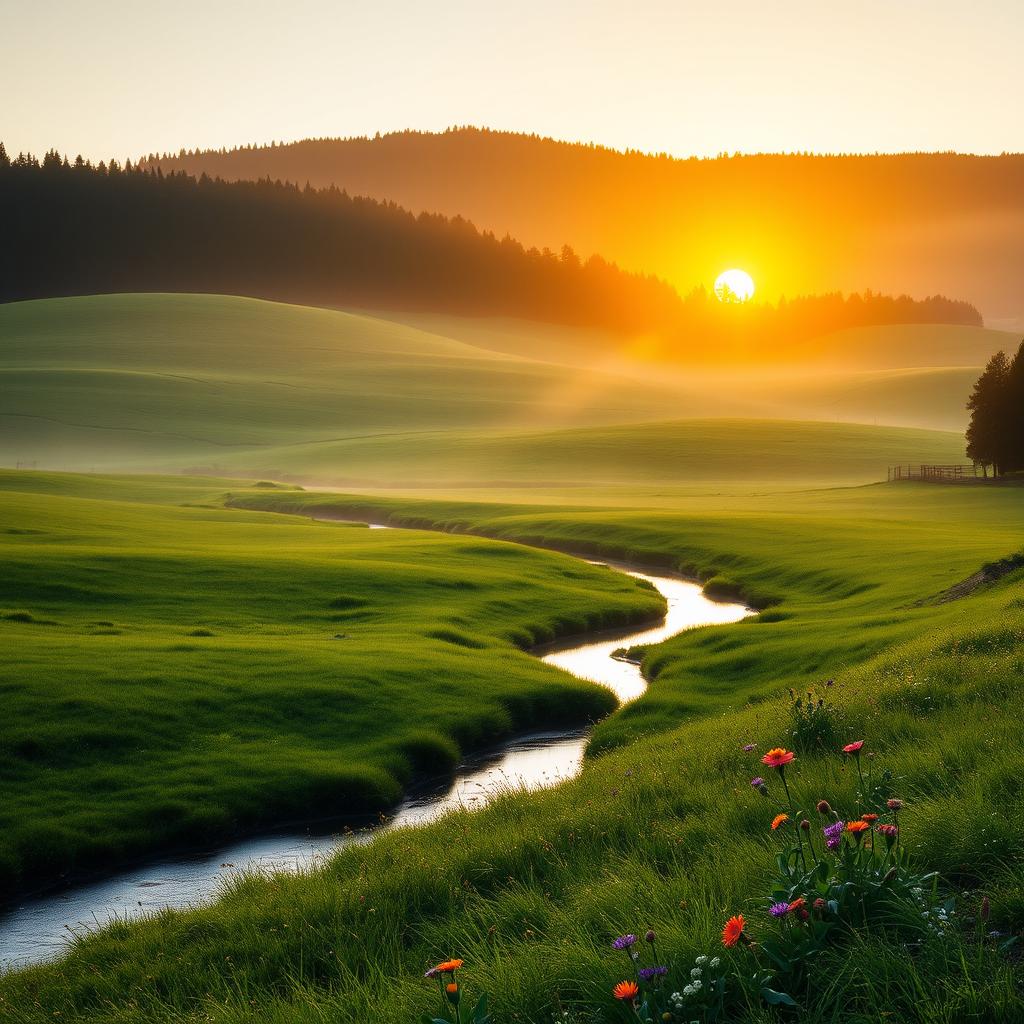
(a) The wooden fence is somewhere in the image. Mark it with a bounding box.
[887,464,985,483]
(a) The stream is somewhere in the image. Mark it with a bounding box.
[0,539,751,970]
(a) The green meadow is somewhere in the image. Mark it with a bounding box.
[0,470,664,894]
[2,474,1023,1022]
[3,293,1024,1021]
[0,294,1008,483]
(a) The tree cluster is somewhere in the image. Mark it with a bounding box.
[0,145,983,352]
[966,342,1024,475]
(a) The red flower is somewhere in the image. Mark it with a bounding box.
[722,914,746,947]
[842,740,865,754]
[788,897,807,913]
[887,798,903,811]
[761,748,795,768]
[861,813,879,823]
[613,981,639,1001]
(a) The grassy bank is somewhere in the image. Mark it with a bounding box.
[2,478,1023,1021]
[0,471,664,894]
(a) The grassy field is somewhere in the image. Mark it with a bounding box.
[2,474,1023,1021]
[0,470,665,895]
[0,295,1008,483]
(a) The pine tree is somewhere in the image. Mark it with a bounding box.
[966,350,1010,475]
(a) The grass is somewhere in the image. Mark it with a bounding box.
[0,294,1000,483]
[2,476,1023,1021]
[0,470,665,895]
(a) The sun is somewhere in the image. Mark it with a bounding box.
[714,268,755,303]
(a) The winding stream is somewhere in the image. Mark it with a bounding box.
[0,546,751,970]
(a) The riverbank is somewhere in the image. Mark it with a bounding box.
[0,471,667,900]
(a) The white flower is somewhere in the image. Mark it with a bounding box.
[690,967,702,979]
[670,993,682,1002]
[683,985,696,997]
[709,957,720,968]
[692,979,702,990]
[694,955,708,966]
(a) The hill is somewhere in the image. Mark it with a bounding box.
[142,129,1024,323]
[0,294,986,480]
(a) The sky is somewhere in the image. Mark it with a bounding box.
[3,0,1023,162]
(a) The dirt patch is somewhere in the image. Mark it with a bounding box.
[927,554,1024,605]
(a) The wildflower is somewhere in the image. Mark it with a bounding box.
[750,776,767,794]
[742,743,756,752]
[709,957,720,968]
[846,821,870,842]
[769,901,790,917]
[689,967,702,979]
[861,813,879,823]
[613,981,639,1002]
[842,740,865,754]
[878,823,898,846]
[694,955,708,966]
[645,929,656,943]
[816,799,832,815]
[788,897,807,912]
[823,820,845,840]
[800,819,810,831]
[424,968,439,979]
[771,813,789,830]
[436,959,463,973]
[826,836,841,852]
[639,966,668,981]
[887,798,904,811]
[813,897,827,913]
[722,914,747,947]
[612,934,637,950]
[761,747,795,768]
[446,982,460,1005]
[683,985,696,997]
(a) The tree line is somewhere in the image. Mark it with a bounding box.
[0,145,983,350]
[966,342,1024,476]
[142,128,1024,318]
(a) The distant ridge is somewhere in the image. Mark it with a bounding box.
[142,128,1024,322]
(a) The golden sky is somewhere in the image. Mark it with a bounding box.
[4,0,1023,161]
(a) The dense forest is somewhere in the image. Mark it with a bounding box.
[143,129,1024,320]
[0,146,982,354]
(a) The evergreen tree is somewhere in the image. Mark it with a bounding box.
[966,350,1010,474]
[1003,341,1024,474]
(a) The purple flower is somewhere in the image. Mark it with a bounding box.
[742,743,756,752]
[826,836,842,852]
[750,777,765,788]
[769,901,791,917]
[612,934,638,950]
[424,968,439,979]
[823,820,845,841]
[638,966,669,981]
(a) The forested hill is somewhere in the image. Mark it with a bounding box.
[0,147,981,354]
[0,148,681,333]
[141,129,1024,321]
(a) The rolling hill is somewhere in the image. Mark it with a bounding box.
[0,293,990,485]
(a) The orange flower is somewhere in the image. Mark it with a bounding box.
[436,959,463,973]
[613,980,639,1001]
[771,813,790,831]
[446,983,459,995]
[722,914,746,947]
[761,748,795,768]
[846,821,870,835]
[788,897,807,912]
[861,813,879,823]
